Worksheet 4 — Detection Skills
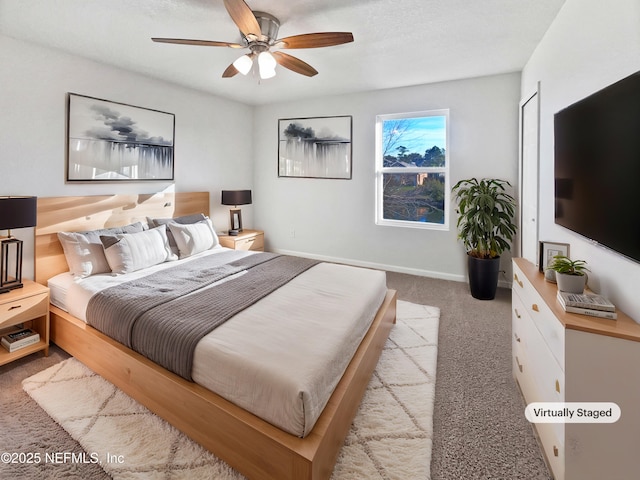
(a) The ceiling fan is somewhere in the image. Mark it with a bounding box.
[152,0,354,80]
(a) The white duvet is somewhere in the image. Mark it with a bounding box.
[48,247,387,437]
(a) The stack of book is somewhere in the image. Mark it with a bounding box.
[1,328,41,353]
[557,291,617,319]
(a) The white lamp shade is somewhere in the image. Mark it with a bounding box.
[258,52,277,79]
[233,54,253,75]
[259,67,276,79]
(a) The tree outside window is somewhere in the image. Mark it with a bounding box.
[375,110,450,230]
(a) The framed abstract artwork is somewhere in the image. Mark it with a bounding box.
[66,93,175,182]
[278,116,352,179]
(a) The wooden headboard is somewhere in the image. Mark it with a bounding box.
[35,192,209,285]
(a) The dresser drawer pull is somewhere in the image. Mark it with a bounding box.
[513,273,523,288]
[555,379,561,394]
[553,445,559,457]
[514,308,522,319]
[246,238,254,243]
[514,334,521,343]
[532,304,540,312]
[9,305,22,311]
[516,356,523,373]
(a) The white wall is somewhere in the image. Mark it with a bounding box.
[0,35,254,278]
[253,73,521,282]
[521,0,640,320]
[0,35,526,287]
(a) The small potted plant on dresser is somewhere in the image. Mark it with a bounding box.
[546,255,589,293]
[452,177,517,300]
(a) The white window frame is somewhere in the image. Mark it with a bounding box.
[375,109,450,230]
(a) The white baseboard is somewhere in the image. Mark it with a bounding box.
[270,248,467,283]
[271,248,513,290]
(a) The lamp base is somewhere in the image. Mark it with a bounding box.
[229,208,244,233]
[228,229,239,236]
[1,237,24,292]
[0,283,23,294]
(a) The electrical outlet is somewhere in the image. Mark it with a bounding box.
[289,227,295,238]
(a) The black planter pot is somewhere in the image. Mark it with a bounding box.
[467,254,501,300]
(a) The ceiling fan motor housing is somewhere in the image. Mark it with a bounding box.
[248,11,280,44]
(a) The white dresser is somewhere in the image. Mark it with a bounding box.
[512,258,640,480]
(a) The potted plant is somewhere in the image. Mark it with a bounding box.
[452,178,517,300]
[546,255,589,293]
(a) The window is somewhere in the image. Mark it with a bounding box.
[375,110,449,230]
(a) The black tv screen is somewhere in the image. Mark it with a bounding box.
[554,70,640,264]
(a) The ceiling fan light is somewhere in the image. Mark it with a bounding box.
[257,51,277,79]
[259,67,276,79]
[258,51,276,71]
[233,54,253,75]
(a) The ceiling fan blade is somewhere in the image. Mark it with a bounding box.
[276,32,354,49]
[223,0,261,37]
[152,38,244,48]
[272,51,318,77]
[222,63,240,78]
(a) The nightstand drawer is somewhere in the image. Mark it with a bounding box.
[0,281,50,365]
[219,230,265,251]
[0,292,49,329]
[236,234,264,251]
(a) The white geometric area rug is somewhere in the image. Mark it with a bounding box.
[23,300,439,480]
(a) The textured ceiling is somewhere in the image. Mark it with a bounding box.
[0,0,565,105]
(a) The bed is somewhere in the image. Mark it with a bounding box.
[34,192,397,480]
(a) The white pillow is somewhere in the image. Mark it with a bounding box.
[101,225,175,274]
[147,213,207,256]
[57,222,145,278]
[58,231,111,278]
[167,219,219,258]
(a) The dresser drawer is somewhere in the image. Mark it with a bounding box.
[0,292,49,329]
[517,302,565,403]
[529,296,565,369]
[513,293,538,379]
[513,262,565,369]
[514,286,566,447]
[513,337,542,405]
[537,421,565,480]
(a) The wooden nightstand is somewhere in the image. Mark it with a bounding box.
[0,280,50,365]
[218,229,264,252]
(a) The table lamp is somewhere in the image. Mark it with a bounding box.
[221,190,252,235]
[0,196,37,293]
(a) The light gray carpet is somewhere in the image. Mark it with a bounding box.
[385,272,552,480]
[0,272,552,479]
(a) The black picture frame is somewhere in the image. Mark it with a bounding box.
[66,93,175,182]
[278,115,352,179]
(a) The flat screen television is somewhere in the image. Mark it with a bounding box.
[554,70,640,264]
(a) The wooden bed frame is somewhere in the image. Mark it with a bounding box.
[34,192,397,480]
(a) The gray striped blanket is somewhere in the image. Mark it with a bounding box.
[86,251,319,379]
